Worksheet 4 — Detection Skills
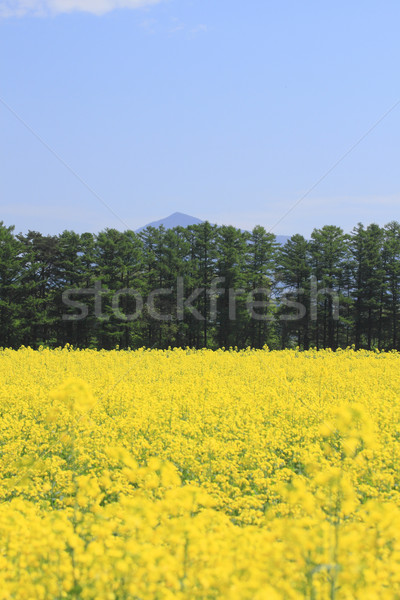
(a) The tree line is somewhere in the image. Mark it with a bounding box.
[1,220,400,351]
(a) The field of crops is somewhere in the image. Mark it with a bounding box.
[0,347,400,599]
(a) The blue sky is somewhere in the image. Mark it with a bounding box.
[1,0,399,237]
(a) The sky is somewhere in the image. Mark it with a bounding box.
[1,0,399,237]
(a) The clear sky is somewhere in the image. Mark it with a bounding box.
[1,0,399,237]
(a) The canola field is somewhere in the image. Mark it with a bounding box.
[0,347,400,599]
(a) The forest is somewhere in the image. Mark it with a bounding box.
[0,220,399,351]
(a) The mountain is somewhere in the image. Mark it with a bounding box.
[275,235,290,245]
[136,212,289,244]
[135,212,203,232]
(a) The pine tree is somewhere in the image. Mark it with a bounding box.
[0,222,22,347]
[0,218,399,351]
[185,222,218,348]
[383,222,400,349]
[244,226,277,348]
[350,224,386,349]
[139,226,170,348]
[94,228,143,349]
[16,231,60,347]
[277,234,311,349]
[215,225,248,348]
[309,226,348,349]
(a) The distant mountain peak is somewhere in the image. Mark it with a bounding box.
[136,212,203,232]
[136,212,289,244]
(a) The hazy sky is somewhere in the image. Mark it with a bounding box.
[1,0,399,237]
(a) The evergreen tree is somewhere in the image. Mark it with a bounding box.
[94,229,143,349]
[0,218,399,351]
[53,230,96,347]
[139,226,171,348]
[0,222,21,347]
[309,226,348,349]
[383,222,400,349]
[215,225,248,348]
[244,226,277,348]
[350,223,386,349]
[185,222,218,348]
[277,234,311,349]
[16,231,60,347]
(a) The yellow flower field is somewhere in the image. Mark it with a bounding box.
[0,347,400,599]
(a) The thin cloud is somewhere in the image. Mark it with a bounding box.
[167,18,208,37]
[0,0,163,17]
[191,23,207,34]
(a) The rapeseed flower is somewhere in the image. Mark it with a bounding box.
[0,347,399,598]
